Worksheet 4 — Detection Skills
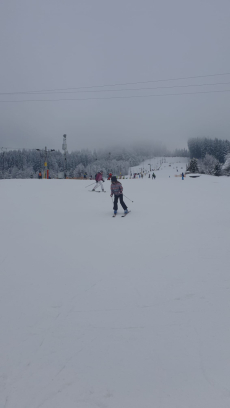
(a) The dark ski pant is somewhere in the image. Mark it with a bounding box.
[113,194,127,211]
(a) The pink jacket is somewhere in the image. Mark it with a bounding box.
[96,173,103,181]
[110,182,123,196]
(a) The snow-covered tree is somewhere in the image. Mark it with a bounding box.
[188,137,230,163]
[199,154,218,175]
[188,158,199,173]
[214,163,222,177]
[222,153,230,176]
[73,163,85,178]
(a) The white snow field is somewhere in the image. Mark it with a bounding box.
[1,157,230,408]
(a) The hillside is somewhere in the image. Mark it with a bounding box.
[1,157,230,408]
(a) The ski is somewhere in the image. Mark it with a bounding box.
[121,211,131,217]
[89,191,106,193]
[112,214,116,217]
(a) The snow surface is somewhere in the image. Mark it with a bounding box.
[1,157,230,408]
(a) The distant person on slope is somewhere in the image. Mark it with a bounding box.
[110,176,128,215]
[38,171,42,179]
[152,172,156,179]
[92,171,105,192]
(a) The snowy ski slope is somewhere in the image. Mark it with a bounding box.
[1,157,230,408]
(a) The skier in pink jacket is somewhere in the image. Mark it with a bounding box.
[92,171,105,192]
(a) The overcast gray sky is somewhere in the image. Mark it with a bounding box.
[0,0,230,152]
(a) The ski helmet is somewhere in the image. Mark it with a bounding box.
[111,176,117,182]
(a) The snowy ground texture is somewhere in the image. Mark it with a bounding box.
[1,157,230,408]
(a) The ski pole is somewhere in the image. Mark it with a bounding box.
[123,194,134,203]
[85,182,95,188]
